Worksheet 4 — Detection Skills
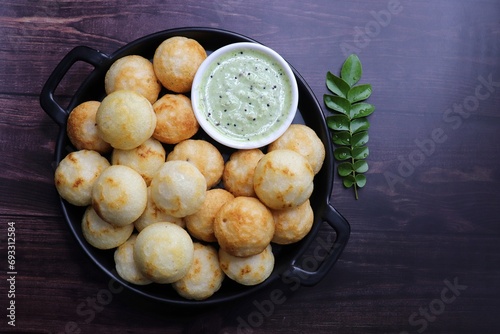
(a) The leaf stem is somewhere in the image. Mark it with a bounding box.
[351,155,359,200]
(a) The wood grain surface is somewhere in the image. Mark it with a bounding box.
[1,0,499,333]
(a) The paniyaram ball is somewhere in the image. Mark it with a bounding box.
[81,206,134,250]
[172,243,224,300]
[222,148,264,197]
[111,137,166,185]
[54,149,110,206]
[104,55,162,104]
[166,139,224,189]
[253,149,314,210]
[153,36,207,93]
[150,160,206,218]
[96,90,156,150]
[214,196,274,257]
[134,222,194,284]
[152,94,199,145]
[219,244,274,286]
[268,124,326,175]
[271,199,314,245]
[184,188,234,243]
[91,165,148,227]
[134,187,185,232]
[114,234,153,285]
[66,101,112,154]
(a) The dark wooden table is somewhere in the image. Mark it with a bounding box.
[1,0,499,333]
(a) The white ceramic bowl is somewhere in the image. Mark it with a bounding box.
[191,42,298,149]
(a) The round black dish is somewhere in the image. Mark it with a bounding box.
[40,27,350,306]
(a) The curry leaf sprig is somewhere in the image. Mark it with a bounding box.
[324,54,374,200]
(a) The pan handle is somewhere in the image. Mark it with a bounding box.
[40,46,110,126]
[282,202,350,286]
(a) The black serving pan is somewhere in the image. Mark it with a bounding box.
[40,27,350,306]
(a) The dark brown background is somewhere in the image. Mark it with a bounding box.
[1,0,499,333]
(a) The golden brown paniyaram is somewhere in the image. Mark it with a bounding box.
[153,36,207,93]
[133,187,185,232]
[268,124,325,175]
[184,188,234,243]
[219,244,274,286]
[214,196,274,257]
[222,148,265,197]
[172,243,224,300]
[152,94,199,144]
[96,90,157,150]
[134,222,194,284]
[91,165,148,227]
[253,149,314,210]
[150,160,207,218]
[54,149,110,206]
[81,206,134,250]
[104,55,162,104]
[114,234,152,285]
[271,199,314,245]
[166,139,224,189]
[66,101,112,154]
[111,137,166,186]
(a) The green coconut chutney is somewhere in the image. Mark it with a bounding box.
[197,48,293,142]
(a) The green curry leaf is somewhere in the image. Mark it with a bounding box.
[351,131,369,147]
[334,147,352,161]
[352,146,369,160]
[337,162,353,177]
[355,174,367,188]
[326,72,350,98]
[350,102,375,119]
[331,131,351,146]
[324,95,350,115]
[350,118,370,134]
[347,84,372,103]
[353,160,369,173]
[343,175,356,188]
[341,54,362,87]
[326,114,350,131]
[324,54,374,200]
